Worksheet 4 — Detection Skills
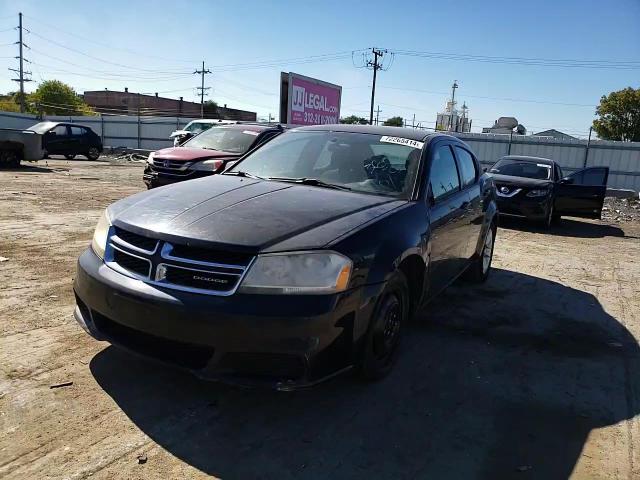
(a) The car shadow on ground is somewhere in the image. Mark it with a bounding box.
[90,268,639,479]
[499,215,626,238]
[1,163,62,174]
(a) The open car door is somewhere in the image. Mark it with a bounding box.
[554,166,609,219]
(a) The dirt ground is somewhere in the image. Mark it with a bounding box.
[1,159,639,480]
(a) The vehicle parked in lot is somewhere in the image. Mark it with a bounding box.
[74,125,497,389]
[32,122,103,160]
[143,123,286,188]
[0,121,102,167]
[489,155,609,227]
[170,119,238,146]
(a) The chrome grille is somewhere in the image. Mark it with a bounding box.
[104,227,253,296]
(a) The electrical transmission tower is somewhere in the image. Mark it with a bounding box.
[9,13,33,113]
[355,48,394,125]
[194,61,211,118]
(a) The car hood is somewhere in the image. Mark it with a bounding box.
[153,147,240,162]
[108,175,405,253]
[489,173,552,188]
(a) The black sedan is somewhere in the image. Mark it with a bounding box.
[73,125,498,389]
[490,155,609,227]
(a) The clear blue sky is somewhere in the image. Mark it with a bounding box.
[0,0,638,137]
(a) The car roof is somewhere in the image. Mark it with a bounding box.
[28,121,93,133]
[290,124,442,142]
[501,155,556,165]
[215,123,288,133]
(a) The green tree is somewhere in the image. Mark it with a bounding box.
[0,93,20,112]
[383,116,404,127]
[340,115,368,124]
[592,87,640,142]
[28,80,95,115]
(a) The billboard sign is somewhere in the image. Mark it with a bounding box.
[280,72,341,125]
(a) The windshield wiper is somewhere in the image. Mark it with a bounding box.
[267,177,352,191]
[223,171,263,179]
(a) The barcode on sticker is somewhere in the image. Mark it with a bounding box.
[380,136,424,149]
[242,130,260,136]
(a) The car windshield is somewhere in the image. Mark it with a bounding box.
[184,127,259,153]
[490,158,552,180]
[185,122,214,134]
[228,131,423,199]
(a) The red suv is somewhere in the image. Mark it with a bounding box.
[143,123,285,188]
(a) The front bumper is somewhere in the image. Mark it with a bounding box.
[73,248,380,389]
[142,166,212,188]
[496,195,551,220]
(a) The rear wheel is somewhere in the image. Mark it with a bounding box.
[358,271,409,380]
[64,154,75,160]
[86,147,100,161]
[0,150,20,168]
[466,223,496,283]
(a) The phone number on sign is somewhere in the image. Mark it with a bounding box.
[303,112,338,124]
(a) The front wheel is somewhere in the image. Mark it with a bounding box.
[86,147,100,161]
[358,271,409,380]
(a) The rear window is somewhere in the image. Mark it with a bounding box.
[490,158,551,180]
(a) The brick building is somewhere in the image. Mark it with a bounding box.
[82,89,256,120]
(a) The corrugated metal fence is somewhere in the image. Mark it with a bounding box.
[452,131,640,192]
[2,111,639,191]
[0,111,198,151]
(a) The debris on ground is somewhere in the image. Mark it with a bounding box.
[0,256,8,262]
[49,381,73,389]
[602,196,640,223]
[136,453,148,464]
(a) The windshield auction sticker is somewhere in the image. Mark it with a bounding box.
[242,130,260,136]
[380,136,424,149]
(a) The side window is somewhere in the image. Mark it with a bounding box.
[429,145,461,201]
[570,167,608,186]
[70,126,85,136]
[51,125,68,136]
[453,146,477,187]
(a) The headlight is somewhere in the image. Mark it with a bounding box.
[146,152,155,164]
[191,159,224,172]
[91,209,111,259]
[526,188,550,197]
[239,251,352,295]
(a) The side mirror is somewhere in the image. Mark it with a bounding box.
[560,176,574,184]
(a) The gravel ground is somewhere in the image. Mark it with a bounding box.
[602,196,640,223]
[1,159,639,479]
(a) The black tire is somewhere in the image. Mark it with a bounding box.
[0,150,20,168]
[64,154,75,160]
[86,147,100,161]
[358,271,409,380]
[466,222,496,283]
[543,202,555,229]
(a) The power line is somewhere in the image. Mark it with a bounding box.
[393,49,640,70]
[23,14,198,64]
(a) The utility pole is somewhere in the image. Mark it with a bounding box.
[366,48,387,125]
[9,13,32,113]
[375,105,382,126]
[194,61,211,118]
[448,80,458,131]
[412,113,416,129]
